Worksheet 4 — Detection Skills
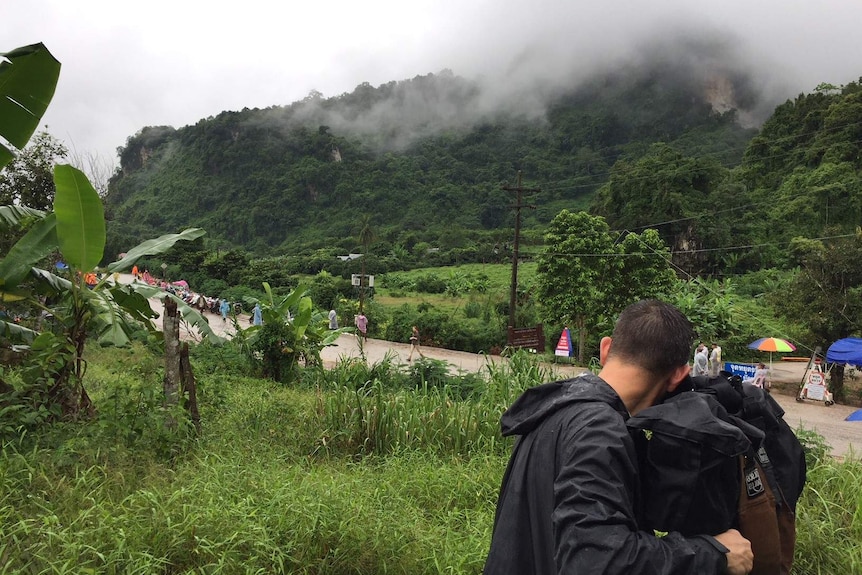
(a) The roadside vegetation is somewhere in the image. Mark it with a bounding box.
[1,345,860,574]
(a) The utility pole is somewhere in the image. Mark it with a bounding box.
[502,171,539,340]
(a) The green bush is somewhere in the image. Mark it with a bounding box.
[464,298,482,319]
[307,271,352,310]
[413,273,447,294]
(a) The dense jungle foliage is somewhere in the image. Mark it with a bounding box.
[103,60,762,260]
[104,70,862,282]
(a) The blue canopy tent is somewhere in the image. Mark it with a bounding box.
[826,338,862,367]
[825,339,862,419]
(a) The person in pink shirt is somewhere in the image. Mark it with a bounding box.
[355,313,368,342]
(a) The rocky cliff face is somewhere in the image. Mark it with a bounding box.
[703,73,760,127]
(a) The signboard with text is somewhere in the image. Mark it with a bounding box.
[508,324,545,352]
[555,327,573,357]
[723,362,757,380]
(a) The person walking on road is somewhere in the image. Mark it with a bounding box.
[219,299,230,323]
[328,308,338,330]
[355,312,368,342]
[407,325,425,361]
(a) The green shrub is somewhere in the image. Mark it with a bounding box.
[463,298,482,319]
[414,273,447,294]
[796,426,832,468]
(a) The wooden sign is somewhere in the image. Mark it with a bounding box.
[508,324,545,352]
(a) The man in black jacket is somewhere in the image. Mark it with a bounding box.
[483,299,753,575]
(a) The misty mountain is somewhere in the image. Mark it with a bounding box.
[103,55,770,260]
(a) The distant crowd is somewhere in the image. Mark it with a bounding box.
[130,265,261,325]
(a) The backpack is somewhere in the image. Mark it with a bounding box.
[627,372,806,575]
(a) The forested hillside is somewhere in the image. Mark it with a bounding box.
[104,58,759,260]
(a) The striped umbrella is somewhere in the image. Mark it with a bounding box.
[748,337,797,374]
[748,337,797,353]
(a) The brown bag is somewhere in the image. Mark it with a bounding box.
[737,454,795,575]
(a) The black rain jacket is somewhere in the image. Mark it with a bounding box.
[483,374,728,575]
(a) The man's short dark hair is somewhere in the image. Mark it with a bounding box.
[608,299,694,375]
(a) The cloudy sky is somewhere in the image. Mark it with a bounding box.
[3,0,861,165]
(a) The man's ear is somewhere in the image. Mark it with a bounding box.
[665,363,691,393]
[599,336,613,365]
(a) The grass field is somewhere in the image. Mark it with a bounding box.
[1,344,860,574]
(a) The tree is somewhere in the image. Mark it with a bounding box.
[615,228,678,306]
[591,143,729,271]
[68,145,115,197]
[537,210,679,363]
[536,211,617,363]
[0,131,68,210]
[776,233,862,401]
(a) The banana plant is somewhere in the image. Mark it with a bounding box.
[0,164,216,415]
[244,282,344,381]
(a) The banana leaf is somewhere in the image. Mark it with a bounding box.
[131,283,224,344]
[29,267,72,293]
[106,228,206,273]
[1,319,37,343]
[0,43,61,170]
[53,164,105,272]
[108,284,159,324]
[0,205,45,229]
[0,212,58,291]
[293,296,314,340]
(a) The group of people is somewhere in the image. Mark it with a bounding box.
[692,341,723,377]
[127,267,266,327]
[483,299,753,575]
[693,342,771,389]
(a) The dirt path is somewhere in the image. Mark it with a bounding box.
[124,276,860,459]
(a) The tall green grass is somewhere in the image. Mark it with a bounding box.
[317,351,556,457]
[1,345,860,573]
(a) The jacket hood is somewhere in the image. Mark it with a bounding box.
[500,373,625,437]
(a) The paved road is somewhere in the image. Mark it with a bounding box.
[127,276,860,459]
